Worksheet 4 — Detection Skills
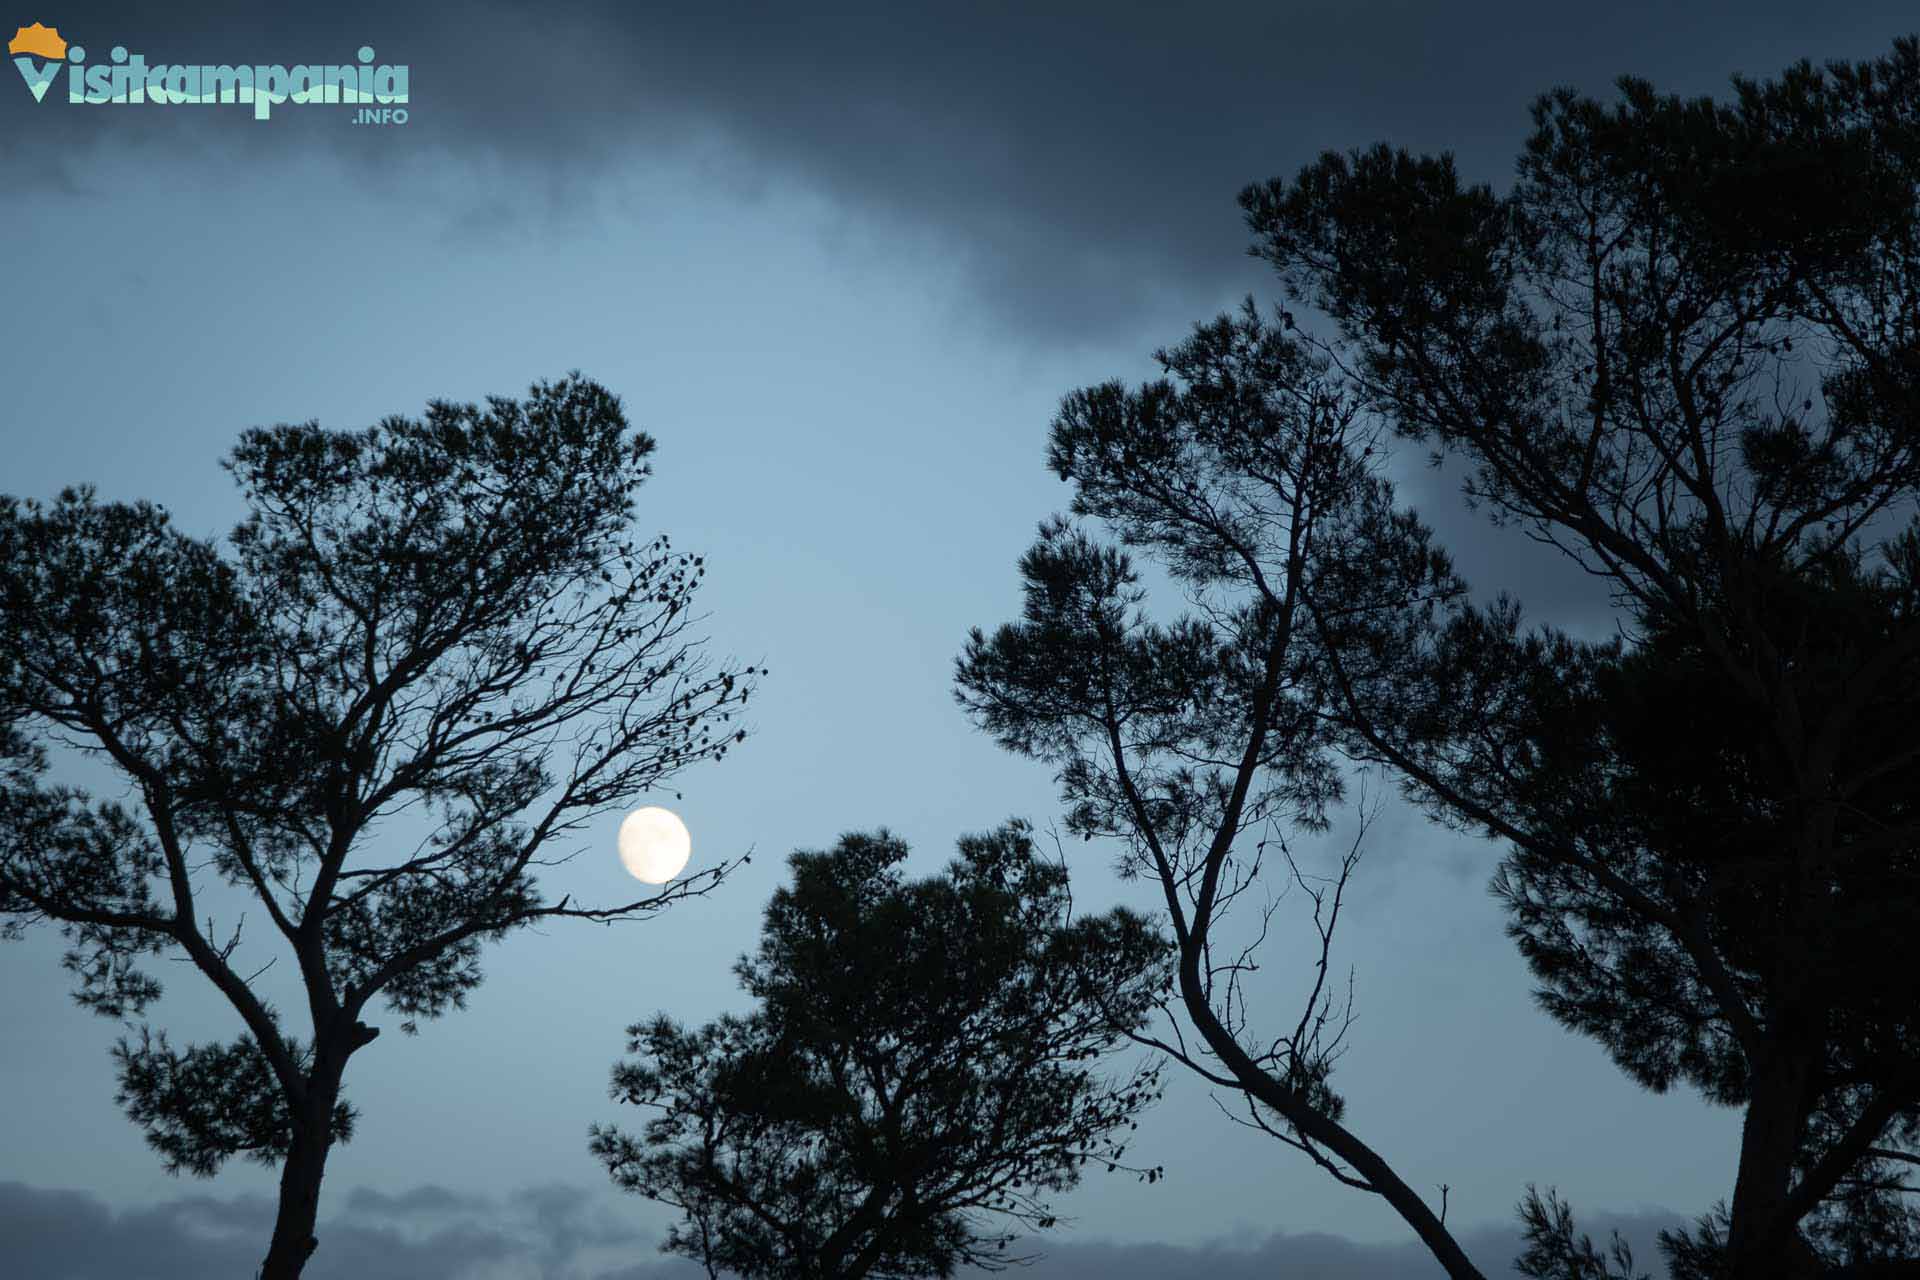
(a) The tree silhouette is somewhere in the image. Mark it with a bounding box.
[589,822,1169,1280]
[1240,36,1920,1278]
[1489,572,1920,1277]
[0,373,760,1280]
[1513,1185,1651,1280]
[954,302,1492,1278]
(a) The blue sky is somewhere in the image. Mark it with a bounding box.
[3,4,1914,1276]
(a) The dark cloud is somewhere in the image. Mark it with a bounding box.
[0,1179,654,1280]
[0,1178,1688,1279]
[9,3,1912,344]
[962,1208,1692,1279]
[0,1181,277,1279]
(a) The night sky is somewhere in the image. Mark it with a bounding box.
[3,4,1914,1277]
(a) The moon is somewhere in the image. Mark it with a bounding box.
[618,807,692,884]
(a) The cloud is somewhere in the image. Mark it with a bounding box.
[961,1208,1692,1278]
[0,1181,266,1280]
[0,1179,665,1280]
[342,1183,491,1217]
[0,1178,1688,1279]
[11,2,1908,346]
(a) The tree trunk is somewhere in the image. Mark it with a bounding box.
[257,1093,338,1280]
[1726,1045,1820,1280]
[1176,948,1488,1280]
[811,1182,893,1278]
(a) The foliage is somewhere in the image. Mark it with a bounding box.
[1240,35,1920,1277]
[955,301,1489,1278]
[0,373,759,1277]
[1514,1186,1650,1280]
[590,822,1169,1280]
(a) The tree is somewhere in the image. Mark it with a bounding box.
[955,302,1496,1278]
[1489,572,1920,1277]
[0,373,761,1280]
[589,822,1170,1280]
[1238,36,1920,1278]
[1514,1185,1651,1280]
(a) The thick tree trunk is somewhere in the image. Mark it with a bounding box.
[257,1081,341,1280]
[1725,1045,1820,1280]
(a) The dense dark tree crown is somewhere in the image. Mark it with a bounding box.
[1239,35,1920,1279]
[591,823,1169,1280]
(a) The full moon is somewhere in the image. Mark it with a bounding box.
[617,807,692,884]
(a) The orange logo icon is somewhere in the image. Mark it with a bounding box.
[8,20,65,60]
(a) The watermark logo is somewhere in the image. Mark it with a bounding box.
[8,21,62,100]
[8,19,409,122]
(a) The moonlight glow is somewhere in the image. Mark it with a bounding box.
[618,807,692,884]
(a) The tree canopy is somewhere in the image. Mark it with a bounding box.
[955,301,1487,1276]
[958,32,1920,1280]
[0,373,759,1279]
[1240,35,1920,1279]
[590,822,1169,1280]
